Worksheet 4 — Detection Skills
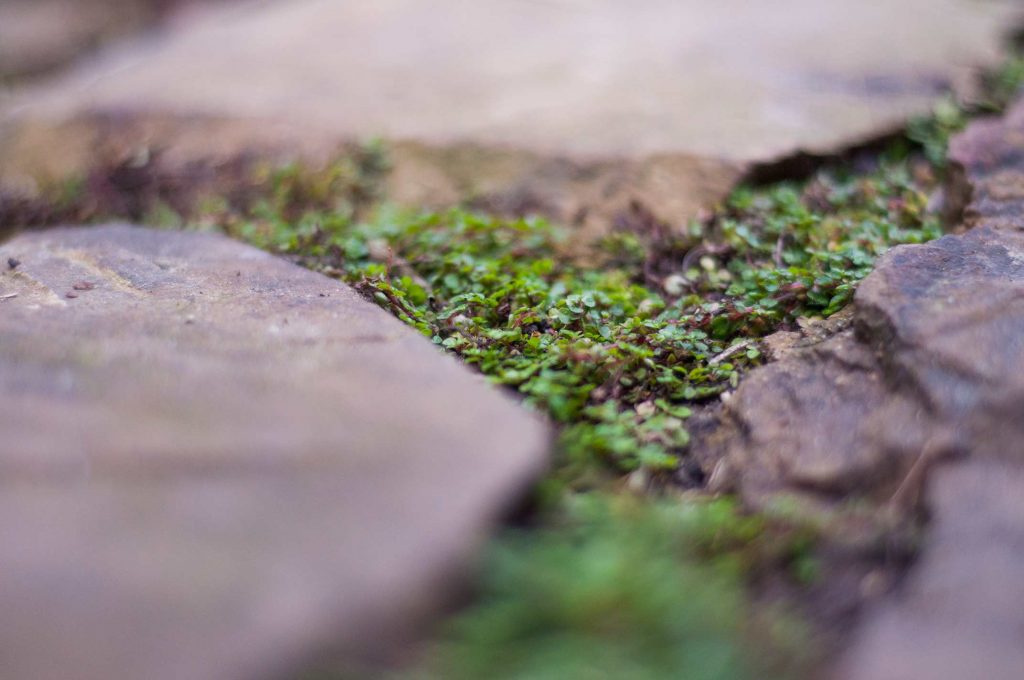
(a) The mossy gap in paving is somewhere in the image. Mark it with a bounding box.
[227,66,1021,676]
[10,56,1023,679]
[232,146,939,680]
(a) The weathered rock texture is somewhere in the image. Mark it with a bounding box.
[0,224,548,680]
[1,0,1016,242]
[834,94,1024,680]
[702,98,1024,678]
[837,462,1024,680]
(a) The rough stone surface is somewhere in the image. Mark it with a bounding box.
[718,221,1024,499]
[0,224,548,680]
[699,97,1024,678]
[833,96,1024,680]
[0,0,1016,242]
[837,461,1024,680]
[949,92,1024,231]
[713,329,912,501]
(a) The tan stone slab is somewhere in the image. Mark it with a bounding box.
[4,0,1015,160]
[0,0,1016,244]
[0,224,548,680]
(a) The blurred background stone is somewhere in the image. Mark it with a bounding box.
[1,0,1017,244]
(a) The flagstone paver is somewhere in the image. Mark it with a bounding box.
[833,90,1024,680]
[1,0,1016,241]
[699,96,1024,679]
[0,223,548,680]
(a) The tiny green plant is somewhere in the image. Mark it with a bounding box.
[228,152,940,484]
[74,65,1010,678]
[215,142,943,679]
[7,49,1022,678]
[423,495,804,680]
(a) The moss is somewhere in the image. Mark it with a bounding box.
[172,112,955,677]
[420,495,809,680]
[193,146,938,677]
[221,150,939,485]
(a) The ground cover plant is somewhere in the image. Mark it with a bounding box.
[208,69,1024,675]
[231,151,940,486]
[221,143,943,679]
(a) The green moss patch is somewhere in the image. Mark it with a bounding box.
[219,146,939,677]
[225,151,939,488]
[419,496,810,680]
[189,108,964,678]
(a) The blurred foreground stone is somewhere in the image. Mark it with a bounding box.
[0,224,548,680]
[1,0,1017,243]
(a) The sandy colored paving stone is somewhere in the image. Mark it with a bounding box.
[0,0,151,81]
[0,0,1017,243]
[3,0,1016,160]
[0,224,548,680]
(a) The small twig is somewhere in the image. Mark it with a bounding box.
[389,253,434,296]
[709,339,753,365]
[680,244,707,273]
[888,437,955,512]
[0,293,17,301]
[773,232,786,268]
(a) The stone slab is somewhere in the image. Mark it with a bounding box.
[4,0,1015,160]
[0,224,548,680]
[0,0,1016,242]
[697,95,1024,676]
[837,461,1024,680]
[832,92,1024,680]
